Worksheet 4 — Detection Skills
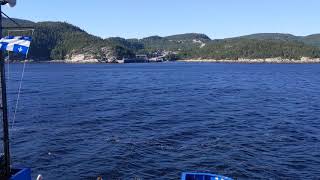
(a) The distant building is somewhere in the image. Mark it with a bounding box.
[117,54,149,63]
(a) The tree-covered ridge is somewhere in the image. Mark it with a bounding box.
[2,17,35,27]
[237,33,301,41]
[137,33,211,53]
[303,34,320,47]
[3,18,320,61]
[3,18,135,60]
[31,22,100,59]
[236,33,320,49]
[30,22,136,60]
[165,33,211,41]
[179,38,320,59]
[139,33,320,60]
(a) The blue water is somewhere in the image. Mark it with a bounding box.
[3,63,320,179]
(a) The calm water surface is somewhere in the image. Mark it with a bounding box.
[3,63,320,179]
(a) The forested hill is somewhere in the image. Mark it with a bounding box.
[3,18,136,61]
[3,18,320,61]
[237,33,320,47]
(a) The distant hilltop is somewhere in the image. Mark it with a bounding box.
[4,18,320,63]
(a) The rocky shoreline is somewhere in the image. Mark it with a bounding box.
[178,57,320,63]
[13,57,320,64]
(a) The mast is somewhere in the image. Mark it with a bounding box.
[0,4,11,178]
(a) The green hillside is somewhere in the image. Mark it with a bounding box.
[2,18,320,61]
[3,18,136,60]
[165,33,211,41]
[303,34,320,47]
[180,38,320,59]
[237,33,301,42]
[237,33,320,48]
[138,33,211,54]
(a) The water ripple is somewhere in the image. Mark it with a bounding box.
[5,63,320,179]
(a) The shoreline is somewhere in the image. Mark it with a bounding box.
[9,57,320,64]
[178,58,320,64]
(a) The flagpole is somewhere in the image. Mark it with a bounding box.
[0,4,12,178]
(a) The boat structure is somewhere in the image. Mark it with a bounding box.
[0,0,34,179]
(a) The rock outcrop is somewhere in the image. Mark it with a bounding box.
[65,47,119,63]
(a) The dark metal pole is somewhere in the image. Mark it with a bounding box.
[0,5,11,178]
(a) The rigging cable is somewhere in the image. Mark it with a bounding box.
[7,30,10,82]
[1,11,21,28]
[10,59,26,130]
[8,29,34,130]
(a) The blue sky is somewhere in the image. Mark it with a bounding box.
[3,0,320,39]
